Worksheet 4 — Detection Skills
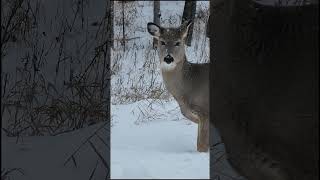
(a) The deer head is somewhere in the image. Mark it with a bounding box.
[147,20,193,71]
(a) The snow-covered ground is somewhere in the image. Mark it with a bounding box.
[2,122,109,180]
[111,99,209,179]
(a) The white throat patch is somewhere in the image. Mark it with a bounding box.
[160,62,176,71]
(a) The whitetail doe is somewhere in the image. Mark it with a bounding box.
[147,20,210,152]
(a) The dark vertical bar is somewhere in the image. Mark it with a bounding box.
[210,0,319,179]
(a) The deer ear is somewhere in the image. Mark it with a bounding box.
[181,20,193,39]
[147,22,162,38]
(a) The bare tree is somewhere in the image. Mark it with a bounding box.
[181,1,196,46]
[110,0,114,49]
[153,0,160,49]
[206,15,211,38]
[122,1,126,51]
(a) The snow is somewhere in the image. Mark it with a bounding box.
[111,99,209,179]
[2,122,109,180]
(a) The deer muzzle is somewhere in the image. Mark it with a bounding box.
[164,55,174,64]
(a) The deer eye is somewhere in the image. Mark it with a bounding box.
[161,41,166,45]
[175,42,181,46]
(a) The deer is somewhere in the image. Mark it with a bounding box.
[147,20,210,152]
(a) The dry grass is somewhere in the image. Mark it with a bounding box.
[63,122,110,179]
[132,98,181,125]
[1,0,111,178]
[1,168,25,180]
[1,0,110,136]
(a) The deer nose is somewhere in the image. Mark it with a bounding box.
[164,55,174,64]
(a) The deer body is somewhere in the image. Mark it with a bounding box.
[147,21,210,152]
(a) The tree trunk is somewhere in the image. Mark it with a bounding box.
[110,0,114,49]
[153,0,160,49]
[181,1,196,46]
[122,1,125,52]
[206,15,210,38]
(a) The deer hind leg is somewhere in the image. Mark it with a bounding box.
[197,116,209,152]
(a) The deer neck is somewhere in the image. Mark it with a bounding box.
[161,56,190,99]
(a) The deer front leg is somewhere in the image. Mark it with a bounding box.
[180,105,199,124]
[197,116,209,152]
[178,97,199,124]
